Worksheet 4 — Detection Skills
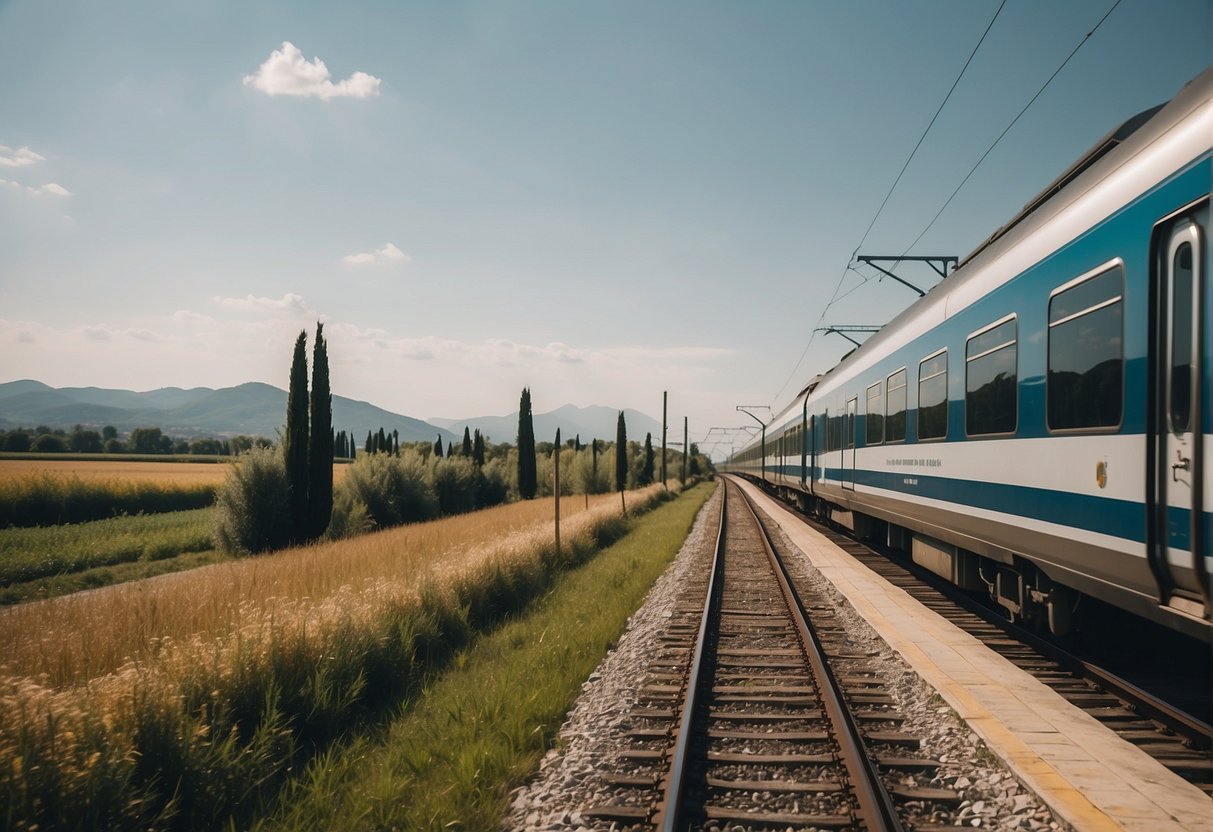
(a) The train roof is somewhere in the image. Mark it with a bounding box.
[804,67,1213,406]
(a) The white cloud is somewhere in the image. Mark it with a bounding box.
[214,292,313,315]
[343,242,411,266]
[0,145,45,168]
[243,42,381,100]
[82,325,112,341]
[0,178,71,197]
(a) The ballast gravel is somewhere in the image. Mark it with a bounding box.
[504,485,1064,832]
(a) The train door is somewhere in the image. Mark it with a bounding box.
[800,400,808,488]
[1151,207,1211,617]
[843,397,858,490]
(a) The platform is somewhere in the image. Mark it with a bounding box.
[732,477,1211,832]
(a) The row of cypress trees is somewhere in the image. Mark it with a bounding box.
[284,323,333,543]
[515,387,631,500]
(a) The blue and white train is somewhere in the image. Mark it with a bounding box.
[723,69,1211,643]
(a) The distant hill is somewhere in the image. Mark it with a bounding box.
[0,380,458,444]
[431,403,664,445]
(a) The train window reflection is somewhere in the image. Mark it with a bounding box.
[866,382,884,445]
[886,370,907,442]
[1170,243,1193,434]
[966,318,1017,435]
[918,351,948,440]
[1048,265,1123,431]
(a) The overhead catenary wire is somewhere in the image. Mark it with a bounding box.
[771,0,1007,408]
[899,0,1124,256]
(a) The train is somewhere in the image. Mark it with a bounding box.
[722,68,1211,644]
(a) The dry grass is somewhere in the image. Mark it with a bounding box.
[0,489,645,686]
[0,483,671,830]
[0,459,349,486]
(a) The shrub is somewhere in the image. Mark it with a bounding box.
[30,434,67,453]
[475,459,509,509]
[213,447,292,554]
[338,451,437,529]
[431,456,477,516]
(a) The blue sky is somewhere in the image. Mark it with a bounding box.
[0,0,1208,456]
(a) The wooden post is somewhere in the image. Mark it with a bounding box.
[661,391,668,489]
[682,416,688,485]
[554,429,561,559]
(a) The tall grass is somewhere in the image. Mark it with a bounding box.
[261,483,714,830]
[0,509,215,587]
[0,485,671,830]
[0,473,216,528]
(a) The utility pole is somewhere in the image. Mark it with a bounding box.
[661,391,668,489]
[682,416,688,484]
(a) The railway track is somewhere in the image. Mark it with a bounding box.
[585,480,956,830]
[750,480,1213,799]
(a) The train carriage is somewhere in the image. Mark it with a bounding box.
[724,69,1212,643]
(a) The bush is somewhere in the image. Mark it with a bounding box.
[338,452,437,529]
[431,456,477,516]
[213,447,292,554]
[475,459,509,509]
[0,474,216,528]
[30,434,67,453]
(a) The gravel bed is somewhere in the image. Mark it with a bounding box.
[504,487,1065,831]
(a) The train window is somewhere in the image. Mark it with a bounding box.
[918,350,948,440]
[1047,264,1124,431]
[886,369,907,442]
[866,382,884,445]
[966,317,1017,435]
[1170,244,1193,434]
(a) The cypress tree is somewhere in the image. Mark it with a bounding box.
[365,430,373,454]
[614,411,627,493]
[640,432,655,485]
[285,330,310,543]
[434,435,444,457]
[472,429,485,466]
[591,438,599,492]
[517,387,537,499]
[462,426,472,457]
[447,441,453,458]
[393,429,399,456]
[307,322,333,539]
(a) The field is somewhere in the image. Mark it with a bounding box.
[0,483,678,830]
[0,458,349,485]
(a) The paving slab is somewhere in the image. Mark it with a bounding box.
[733,478,1212,832]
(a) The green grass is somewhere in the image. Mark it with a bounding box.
[0,473,216,528]
[0,548,230,605]
[0,508,217,590]
[257,481,715,831]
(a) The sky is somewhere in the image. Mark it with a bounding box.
[0,0,1209,458]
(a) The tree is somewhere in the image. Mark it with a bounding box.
[434,434,444,457]
[102,425,118,441]
[365,430,374,455]
[2,430,30,452]
[472,429,485,466]
[130,426,164,454]
[285,330,310,543]
[640,432,655,485]
[393,429,400,457]
[307,322,333,539]
[447,441,453,458]
[69,427,102,453]
[462,426,472,457]
[517,387,537,499]
[614,411,627,493]
[30,434,67,453]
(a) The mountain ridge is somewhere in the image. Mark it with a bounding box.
[0,379,458,445]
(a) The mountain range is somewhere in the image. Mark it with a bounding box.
[0,381,666,449]
[0,380,457,444]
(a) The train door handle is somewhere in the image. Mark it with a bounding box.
[1172,453,1191,481]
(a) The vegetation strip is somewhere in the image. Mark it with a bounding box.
[0,508,216,589]
[258,481,715,831]
[0,483,683,830]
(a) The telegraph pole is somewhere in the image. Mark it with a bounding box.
[661,391,668,489]
[682,416,688,484]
